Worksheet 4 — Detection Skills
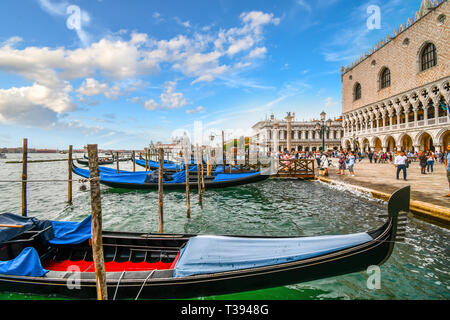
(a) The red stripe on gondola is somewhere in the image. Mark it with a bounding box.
[42,260,173,272]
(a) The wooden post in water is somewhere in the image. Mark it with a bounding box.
[196,145,202,205]
[21,138,27,217]
[87,144,108,301]
[132,151,136,172]
[68,145,73,204]
[116,152,119,174]
[158,148,164,233]
[222,131,226,173]
[206,147,211,177]
[145,149,148,171]
[200,148,205,191]
[185,148,191,218]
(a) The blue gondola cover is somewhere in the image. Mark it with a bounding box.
[0,247,48,277]
[49,215,92,245]
[213,172,259,182]
[173,233,373,277]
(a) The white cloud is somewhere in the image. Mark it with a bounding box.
[1,36,23,48]
[0,82,74,126]
[129,81,187,111]
[0,10,281,125]
[144,99,158,110]
[186,106,204,114]
[248,47,267,59]
[77,78,108,96]
[160,81,187,109]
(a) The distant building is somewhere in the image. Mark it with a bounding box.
[341,0,449,153]
[252,112,343,153]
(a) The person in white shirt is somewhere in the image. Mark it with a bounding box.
[320,153,329,176]
[394,151,408,180]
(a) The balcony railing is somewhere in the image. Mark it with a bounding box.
[343,115,449,138]
[439,116,449,124]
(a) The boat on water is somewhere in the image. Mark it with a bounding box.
[135,157,250,176]
[72,162,270,190]
[0,186,409,299]
[76,158,115,166]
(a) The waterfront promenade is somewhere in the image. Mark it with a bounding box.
[321,157,450,208]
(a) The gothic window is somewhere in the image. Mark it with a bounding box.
[421,43,437,71]
[380,68,391,89]
[354,83,362,101]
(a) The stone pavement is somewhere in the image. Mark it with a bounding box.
[321,158,450,208]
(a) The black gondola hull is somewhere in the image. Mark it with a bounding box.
[0,221,393,300]
[0,187,408,299]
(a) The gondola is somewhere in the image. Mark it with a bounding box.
[0,186,409,299]
[135,158,186,173]
[135,158,246,176]
[76,158,115,166]
[83,154,131,163]
[71,162,270,190]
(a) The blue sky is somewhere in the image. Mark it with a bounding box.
[0,0,422,149]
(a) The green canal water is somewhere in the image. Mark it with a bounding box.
[0,154,448,300]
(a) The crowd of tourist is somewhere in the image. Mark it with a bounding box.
[272,144,450,197]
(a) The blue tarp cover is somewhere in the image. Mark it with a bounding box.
[74,166,149,184]
[166,170,187,183]
[0,213,53,244]
[0,213,38,243]
[213,172,259,182]
[49,215,92,245]
[173,233,373,277]
[0,247,48,277]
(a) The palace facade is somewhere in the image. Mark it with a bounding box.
[252,112,343,153]
[341,0,449,153]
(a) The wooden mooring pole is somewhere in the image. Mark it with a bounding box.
[185,149,191,218]
[68,145,73,204]
[21,138,27,217]
[200,148,205,191]
[196,145,202,206]
[87,144,108,301]
[132,151,136,172]
[222,131,226,173]
[158,148,164,233]
[145,149,148,171]
[116,151,119,174]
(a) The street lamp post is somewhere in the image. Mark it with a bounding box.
[315,111,332,152]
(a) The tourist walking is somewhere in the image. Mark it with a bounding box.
[320,153,329,176]
[394,151,408,181]
[426,152,434,173]
[338,153,346,175]
[368,151,374,163]
[419,152,427,174]
[347,152,356,176]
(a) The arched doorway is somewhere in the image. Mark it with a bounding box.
[362,138,370,153]
[400,134,413,152]
[373,137,382,152]
[440,130,450,151]
[386,136,396,152]
[344,140,351,151]
[418,132,434,152]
